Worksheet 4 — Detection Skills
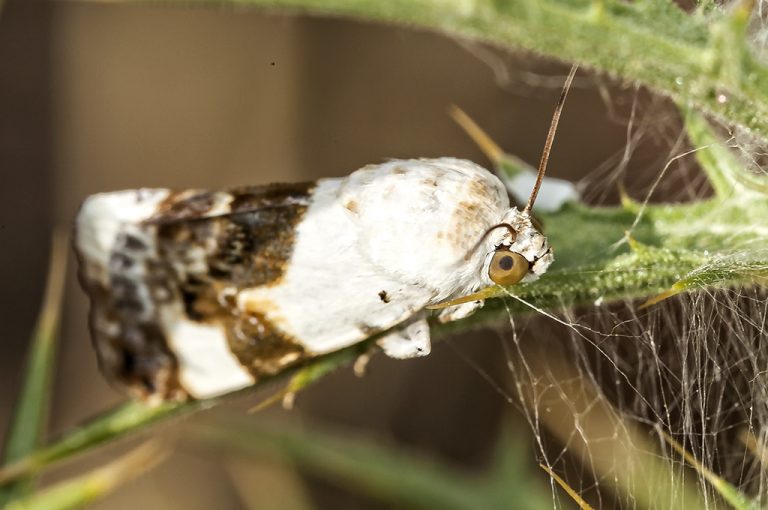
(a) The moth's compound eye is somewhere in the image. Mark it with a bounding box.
[489,250,529,286]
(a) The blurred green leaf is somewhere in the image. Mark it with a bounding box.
[2,442,167,510]
[0,346,369,487]
[0,400,192,487]
[225,457,314,510]
[0,232,68,505]
[187,418,553,510]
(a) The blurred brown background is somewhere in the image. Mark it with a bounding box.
[0,1,680,508]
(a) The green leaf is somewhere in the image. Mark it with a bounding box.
[2,442,167,510]
[0,232,68,505]
[0,401,192,488]
[187,418,552,510]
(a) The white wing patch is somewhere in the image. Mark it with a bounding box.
[164,317,255,399]
[76,189,170,275]
[238,178,435,355]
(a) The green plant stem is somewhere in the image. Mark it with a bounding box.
[0,232,68,505]
[0,347,367,488]
[135,0,768,138]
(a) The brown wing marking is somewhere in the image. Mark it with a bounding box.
[77,227,186,401]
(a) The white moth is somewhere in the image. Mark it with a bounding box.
[74,67,577,402]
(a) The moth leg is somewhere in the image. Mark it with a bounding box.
[437,300,484,323]
[377,316,431,359]
[353,349,374,377]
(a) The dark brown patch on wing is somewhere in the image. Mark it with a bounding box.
[153,182,315,298]
[75,229,187,401]
[227,182,314,213]
[152,190,219,222]
[224,311,307,377]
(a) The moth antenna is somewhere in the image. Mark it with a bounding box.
[524,63,578,215]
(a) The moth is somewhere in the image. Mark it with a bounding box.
[75,67,576,402]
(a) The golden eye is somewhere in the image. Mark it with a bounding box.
[489,250,529,286]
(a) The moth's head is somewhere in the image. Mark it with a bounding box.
[431,64,575,311]
[459,67,576,292]
[429,208,552,310]
[478,208,553,288]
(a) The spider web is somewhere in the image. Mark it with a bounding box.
[499,287,768,508]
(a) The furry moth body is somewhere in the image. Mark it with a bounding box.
[75,158,553,401]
